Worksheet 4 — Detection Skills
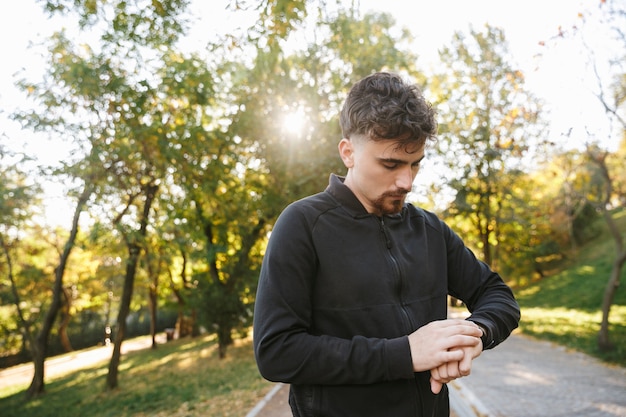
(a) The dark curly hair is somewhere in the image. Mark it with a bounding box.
[339,72,437,148]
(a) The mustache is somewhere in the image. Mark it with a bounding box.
[383,188,411,197]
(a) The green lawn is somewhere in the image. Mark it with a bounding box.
[0,335,274,417]
[515,209,626,366]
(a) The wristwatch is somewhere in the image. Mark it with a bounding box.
[476,323,495,349]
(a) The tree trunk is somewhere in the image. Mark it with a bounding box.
[598,252,625,350]
[170,250,195,338]
[27,342,46,398]
[149,281,158,349]
[587,148,624,352]
[106,183,158,390]
[26,184,92,399]
[481,229,491,266]
[59,286,74,352]
[146,245,159,349]
[106,242,141,389]
[190,308,199,337]
[216,219,267,358]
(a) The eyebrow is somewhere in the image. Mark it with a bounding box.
[379,155,425,165]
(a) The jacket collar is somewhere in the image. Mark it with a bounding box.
[325,174,406,220]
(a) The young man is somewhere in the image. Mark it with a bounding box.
[253,72,520,416]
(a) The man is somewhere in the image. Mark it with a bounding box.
[253,72,520,416]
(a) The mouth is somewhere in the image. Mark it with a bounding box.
[374,192,408,215]
[385,192,409,199]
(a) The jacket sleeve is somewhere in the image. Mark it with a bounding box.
[253,203,415,385]
[441,217,521,350]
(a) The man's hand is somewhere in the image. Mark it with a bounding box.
[429,341,483,394]
[407,319,482,374]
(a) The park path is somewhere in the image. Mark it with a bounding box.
[0,335,160,392]
[247,331,626,417]
[4,329,625,417]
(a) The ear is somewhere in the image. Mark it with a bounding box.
[338,138,355,168]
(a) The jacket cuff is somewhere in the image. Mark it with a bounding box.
[468,319,496,350]
[385,336,414,379]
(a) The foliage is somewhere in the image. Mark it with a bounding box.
[0,146,41,229]
[428,24,547,276]
[175,2,424,355]
[231,5,421,217]
[9,0,426,365]
[0,145,46,357]
[41,0,191,45]
[516,208,626,365]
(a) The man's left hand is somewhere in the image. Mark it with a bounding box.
[429,341,483,394]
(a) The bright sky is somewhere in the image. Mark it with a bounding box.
[359,0,615,144]
[0,0,619,225]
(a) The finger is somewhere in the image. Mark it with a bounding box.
[434,320,480,336]
[458,348,473,376]
[457,323,483,338]
[441,348,465,364]
[439,362,450,380]
[448,359,463,379]
[430,377,443,394]
[446,319,483,332]
[431,365,441,382]
[443,334,481,352]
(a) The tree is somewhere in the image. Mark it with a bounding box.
[167,2,422,356]
[547,149,601,249]
[106,182,159,388]
[234,4,422,212]
[0,145,42,373]
[552,0,626,351]
[0,137,92,398]
[586,144,625,351]
[429,25,543,271]
[15,0,191,393]
[27,182,93,398]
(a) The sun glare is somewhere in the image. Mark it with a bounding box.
[282,107,307,136]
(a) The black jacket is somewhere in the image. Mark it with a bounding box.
[253,174,520,417]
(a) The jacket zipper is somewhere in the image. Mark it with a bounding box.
[379,217,414,333]
[380,217,422,414]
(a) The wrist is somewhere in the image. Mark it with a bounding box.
[474,322,495,350]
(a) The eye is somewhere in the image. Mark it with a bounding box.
[412,158,424,170]
[383,162,398,170]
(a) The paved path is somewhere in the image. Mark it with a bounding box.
[459,332,626,417]
[246,382,471,417]
[0,335,161,392]
[247,332,626,417]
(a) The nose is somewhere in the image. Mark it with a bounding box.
[395,165,415,191]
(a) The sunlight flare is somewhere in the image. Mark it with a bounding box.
[282,107,307,136]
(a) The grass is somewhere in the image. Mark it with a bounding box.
[515,208,626,366]
[0,335,274,417]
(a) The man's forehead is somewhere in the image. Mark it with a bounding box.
[371,140,425,158]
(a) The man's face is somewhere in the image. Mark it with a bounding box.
[339,136,425,216]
